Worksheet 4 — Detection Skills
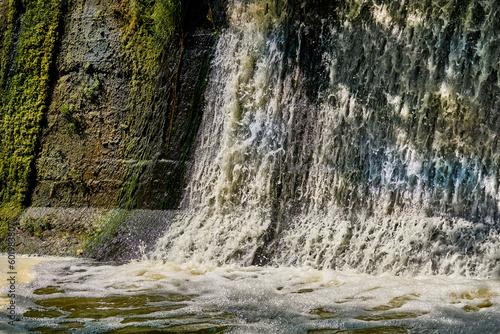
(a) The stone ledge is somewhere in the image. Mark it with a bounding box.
[5,207,176,261]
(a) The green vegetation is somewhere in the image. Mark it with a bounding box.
[60,103,77,116]
[83,61,93,73]
[22,216,52,238]
[83,86,96,100]
[0,0,63,235]
[60,102,80,131]
[116,0,182,209]
[124,0,181,46]
[83,209,130,256]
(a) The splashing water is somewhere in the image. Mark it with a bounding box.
[3,257,500,333]
[151,0,500,277]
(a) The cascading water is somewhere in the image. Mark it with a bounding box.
[152,0,500,277]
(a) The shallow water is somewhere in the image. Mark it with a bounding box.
[0,256,65,308]
[1,258,500,333]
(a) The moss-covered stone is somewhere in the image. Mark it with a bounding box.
[0,0,63,235]
[28,0,216,213]
[114,0,182,209]
[2,0,220,257]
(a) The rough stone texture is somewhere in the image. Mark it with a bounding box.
[15,207,174,260]
[84,209,177,261]
[31,0,219,210]
[16,207,107,257]
[0,0,225,257]
[32,0,128,208]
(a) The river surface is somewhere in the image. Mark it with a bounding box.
[1,256,500,333]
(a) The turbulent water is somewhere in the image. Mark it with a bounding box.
[2,258,500,333]
[152,0,500,277]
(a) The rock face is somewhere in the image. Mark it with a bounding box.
[32,0,219,210]
[0,0,219,209]
[15,207,175,260]
[0,0,223,252]
[33,0,129,208]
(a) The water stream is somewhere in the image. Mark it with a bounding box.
[2,257,500,333]
[152,0,500,276]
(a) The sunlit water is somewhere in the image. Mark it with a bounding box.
[1,258,500,333]
[151,0,500,275]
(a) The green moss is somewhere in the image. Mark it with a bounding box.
[125,0,181,48]
[83,61,93,73]
[83,86,96,100]
[115,0,182,209]
[0,0,63,234]
[0,203,22,235]
[92,73,101,90]
[21,216,52,237]
[0,0,17,88]
[83,209,130,255]
[59,103,78,117]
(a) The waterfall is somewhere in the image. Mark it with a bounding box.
[152,0,500,277]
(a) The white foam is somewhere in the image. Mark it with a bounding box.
[12,259,500,333]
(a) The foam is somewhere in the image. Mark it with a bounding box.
[11,259,500,333]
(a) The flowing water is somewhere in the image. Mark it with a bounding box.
[3,0,500,332]
[152,0,500,275]
[2,258,500,333]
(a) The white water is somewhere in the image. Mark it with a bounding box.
[153,0,290,266]
[4,1,500,333]
[152,0,500,277]
[4,259,500,333]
